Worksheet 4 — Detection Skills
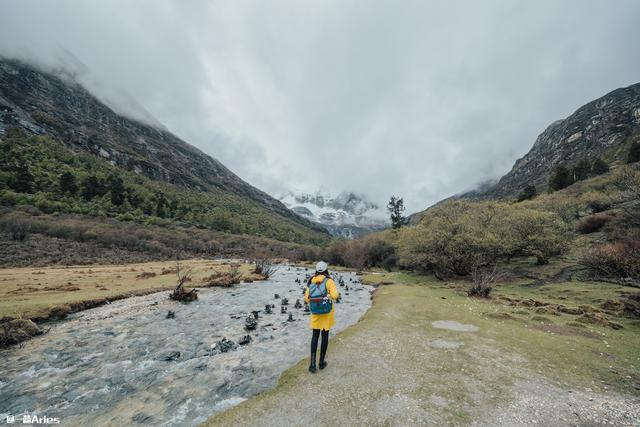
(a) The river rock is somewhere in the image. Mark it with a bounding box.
[264,305,272,314]
[166,310,175,319]
[213,337,237,353]
[239,335,252,345]
[245,316,257,331]
[159,350,181,361]
[281,298,288,306]
[294,299,302,309]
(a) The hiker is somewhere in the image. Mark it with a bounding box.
[304,261,340,373]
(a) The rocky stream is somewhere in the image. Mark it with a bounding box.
[0,266,372,426]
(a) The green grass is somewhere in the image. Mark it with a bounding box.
[361,272,640,393]
[205,271,639,425]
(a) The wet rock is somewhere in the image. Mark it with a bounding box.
[304,304,310,312]
[239,335,252,345]
[264,304,272,314]
[287,313,295,322]
[166,310,175,319]
[212,337,237,353]
[281,306,287,314]
[132,412,154,423]
[281,298,289,306]
[294,299,302,309]
[245,316,257,331]
[252,310,260,319]
[274,293,280,299]
[159,350,181,361]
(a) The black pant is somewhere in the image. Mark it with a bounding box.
[310,329,329,361]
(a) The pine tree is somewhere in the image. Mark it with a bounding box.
[11,164,34,193]
[59,172,78,195]
[517,184,537,202]
[81,175,104,200]
[572,159,591,181]
[387,196,406,229]
[627,141,640,164]
[548,164,574,192]
[106,174,126,206]
[590,157,609,176]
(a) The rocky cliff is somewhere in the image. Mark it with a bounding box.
[469,82,640,199]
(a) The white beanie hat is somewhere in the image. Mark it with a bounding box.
[315,261,328,273]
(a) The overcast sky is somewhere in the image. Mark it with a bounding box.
[1,1,640,212]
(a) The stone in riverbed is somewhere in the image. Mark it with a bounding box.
[239,335,252,345]
[252,310,260,319]
[245,316,257,331]
[281,306,287,314]
[166,310,175,319]
[281,298,289,306]
[274,293,280,299]
[159,350,181,361]
[294,299,302,309]
[264,305,272,314]
[287,313,294,322]
[212,337,236,353]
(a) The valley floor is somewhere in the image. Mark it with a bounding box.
[0,259,261,322]
[205,271,640,426]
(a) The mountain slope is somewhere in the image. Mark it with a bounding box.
[279,191,389,238]
[467,82,640,199]
[0,58,328,244]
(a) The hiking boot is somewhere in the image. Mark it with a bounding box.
[309,353,317,373]
[319,360,328,370]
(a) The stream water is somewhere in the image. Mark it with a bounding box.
[0,266,372,426]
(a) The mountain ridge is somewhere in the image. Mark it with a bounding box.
[0,57,328,243]
[466,82,640,199]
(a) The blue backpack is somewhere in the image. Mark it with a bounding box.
[308,276,333,314]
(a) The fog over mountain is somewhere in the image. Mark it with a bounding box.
[1,0,639,213]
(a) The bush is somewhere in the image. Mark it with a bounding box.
[397,200,570,276]
[581,241,640,280]
[548,164,574,192]
[0,214,31,241]
[576,213,613,234]
[517,184,537,202]
[468,267,503,298]
[627,141,640,164]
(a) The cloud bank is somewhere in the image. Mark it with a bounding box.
[1,0,639,212]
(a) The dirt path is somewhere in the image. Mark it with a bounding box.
[204,279,640,426]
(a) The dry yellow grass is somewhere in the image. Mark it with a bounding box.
[0,259,261,321]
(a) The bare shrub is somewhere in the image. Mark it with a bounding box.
[0,215,31,241]
[229,264,242,283]
[468,267,504,298]
[253,256,277,278]
[169,259,198,302]
[576,213,613,234]
[581,241,640,280]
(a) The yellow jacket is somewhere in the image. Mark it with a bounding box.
[304,274,340,331]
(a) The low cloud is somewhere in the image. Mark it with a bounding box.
[1,0,639,212]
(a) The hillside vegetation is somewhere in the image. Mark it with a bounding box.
[327,162,640,286]
[0,132,329,266]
